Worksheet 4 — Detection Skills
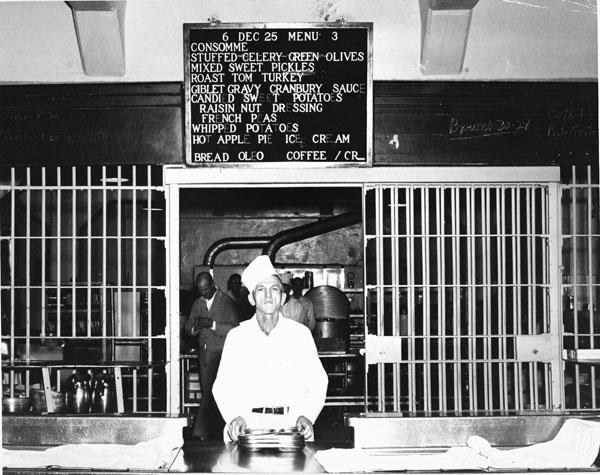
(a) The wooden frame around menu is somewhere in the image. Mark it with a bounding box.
[183,22,373,168]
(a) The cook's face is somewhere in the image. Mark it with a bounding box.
[253,275,283,314]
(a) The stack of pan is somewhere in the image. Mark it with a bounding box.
[238,428,305,452]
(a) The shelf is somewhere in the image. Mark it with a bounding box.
[2,360,167,369]
[319,351,362,358]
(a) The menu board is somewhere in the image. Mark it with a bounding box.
[183,23,372,166]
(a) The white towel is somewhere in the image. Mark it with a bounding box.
[315,418,600,473]
[466,418,600,469]
[2,431,183,470]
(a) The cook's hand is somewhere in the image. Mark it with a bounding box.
[197,316,213,329]
[295,415,314,440]
[228,416,247,442]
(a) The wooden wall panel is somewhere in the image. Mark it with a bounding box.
[0,83,182,166]
[0,81,596,167]
[374,82,598,166]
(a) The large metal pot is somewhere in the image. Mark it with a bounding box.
[305,286,350,351]
[31,389,65,414]
[304,285,350,320]
[2,396,31,414]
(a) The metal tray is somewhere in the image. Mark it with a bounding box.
[238,428,305,452]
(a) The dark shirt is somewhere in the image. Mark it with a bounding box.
[184,289,239,351]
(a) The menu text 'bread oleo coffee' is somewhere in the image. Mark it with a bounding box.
[184,23,372,166]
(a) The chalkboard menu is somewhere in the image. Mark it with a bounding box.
[183,23,372,166]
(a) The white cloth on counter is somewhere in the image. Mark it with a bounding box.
[315,446,486,473]
[315,418,600,473]
[212,315,328,440]
[466,418,600,469]
[2,431,183,470]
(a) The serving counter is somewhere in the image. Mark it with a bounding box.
[4,413,600,473]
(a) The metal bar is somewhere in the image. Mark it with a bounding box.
[166,181,181,414]
[10,168,16,395]
[542,187,549,334]
[422,187,431,412]
[499,187,508,410]
[452,187,461,413]
[408,186,416,413]
[41,168,47,342]
[132,167,137,338]
[147,167,154,414]
[376,186,385,411]
[362,185,369,413]
[144,166,153,412]
[72,167,76,337]
[87,167,92,338]
[526,187,533,335]
[586,166,596,408]
[391,185,400,412]
[57,168,61,338]
[571,166,580,408]
[526,187,535,408]
[438,187,447,413]
[467,186,476,411]
[547,181,564,410]
[542,184,551,407]
[512,187,522,410]
[532,187,538,333]
[117,166,122,339]
[483,186,492,411]
[26,168,31,366]
[102,167,108,361]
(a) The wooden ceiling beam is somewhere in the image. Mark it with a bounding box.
[67,1,126,76]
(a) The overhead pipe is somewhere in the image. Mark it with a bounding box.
[263,210,362,261]
[203,237,270,266]
[203,210,362,266]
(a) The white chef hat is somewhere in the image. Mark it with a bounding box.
[241,255,278,294]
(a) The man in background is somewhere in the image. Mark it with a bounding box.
[282,277,316,332]
[185,272,239,440]
[225,272,254,321]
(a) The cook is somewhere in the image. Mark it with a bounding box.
[212,255,328,442]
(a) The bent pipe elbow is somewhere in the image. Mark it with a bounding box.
[263,211,361,261]
[203,237,271,266]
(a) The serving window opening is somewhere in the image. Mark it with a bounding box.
[178,186,365,416]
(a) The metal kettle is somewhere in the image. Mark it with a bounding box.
[65,371,92,414]
[91,371,116,413]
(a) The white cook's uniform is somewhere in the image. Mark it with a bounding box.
[212,314,328,442]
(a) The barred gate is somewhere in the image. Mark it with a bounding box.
[363,180,563,414]
[0,165,168,413]
[561,165,600,410]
